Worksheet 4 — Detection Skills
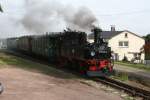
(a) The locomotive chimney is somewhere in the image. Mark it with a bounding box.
[111,25,115,31]
[92,27,102,44]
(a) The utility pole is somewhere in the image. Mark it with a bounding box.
[0,4,3,12]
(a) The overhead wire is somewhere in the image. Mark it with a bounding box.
[96,9,150,17]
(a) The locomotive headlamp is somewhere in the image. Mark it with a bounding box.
[91,51,95,56]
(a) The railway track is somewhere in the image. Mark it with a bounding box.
[93,77,150,100]
[1,50,150,99]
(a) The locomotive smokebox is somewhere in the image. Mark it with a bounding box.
[92,27,102,44]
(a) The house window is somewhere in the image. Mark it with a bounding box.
[124,41,128,46]
[119,41,129,47]
[119,42,123,46]
[125,33,128,38]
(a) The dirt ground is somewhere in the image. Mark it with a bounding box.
[0,67,123,100]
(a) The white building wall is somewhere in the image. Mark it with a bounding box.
[87,39,94,43]
[108,31,145,62]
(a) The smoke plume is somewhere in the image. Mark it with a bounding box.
[21,0,98,33]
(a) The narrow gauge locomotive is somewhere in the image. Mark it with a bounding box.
[7,27,113,76]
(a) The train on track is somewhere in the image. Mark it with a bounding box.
[6,27,114,76]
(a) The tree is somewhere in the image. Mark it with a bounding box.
[144,42,150,60]
[122,55,128,62]
[143,34,150,60]
[143,34,150,43]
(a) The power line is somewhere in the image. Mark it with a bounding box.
[96,9,150,17]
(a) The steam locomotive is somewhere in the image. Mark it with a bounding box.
[7,27,113,76]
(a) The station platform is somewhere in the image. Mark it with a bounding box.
[113,64,150,87]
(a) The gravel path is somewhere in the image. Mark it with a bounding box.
[0,67,122,100]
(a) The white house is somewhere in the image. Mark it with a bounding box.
[88,26,145,63]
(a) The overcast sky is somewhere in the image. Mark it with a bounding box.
[0,0,150,38]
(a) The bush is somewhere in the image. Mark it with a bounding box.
[145,54,150,60]
[122,56,128,62]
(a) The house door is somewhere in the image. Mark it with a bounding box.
[114,53,119,61]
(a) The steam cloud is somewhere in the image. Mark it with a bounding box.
[22,0,98,33]
[0,0,98,38]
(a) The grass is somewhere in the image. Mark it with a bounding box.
[111,72,129,82]
[0,52,77,79]
[115,61,150,72]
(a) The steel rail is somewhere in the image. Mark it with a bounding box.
[93,77,150,100]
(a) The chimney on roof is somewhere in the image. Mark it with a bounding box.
[111,25,115,31]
